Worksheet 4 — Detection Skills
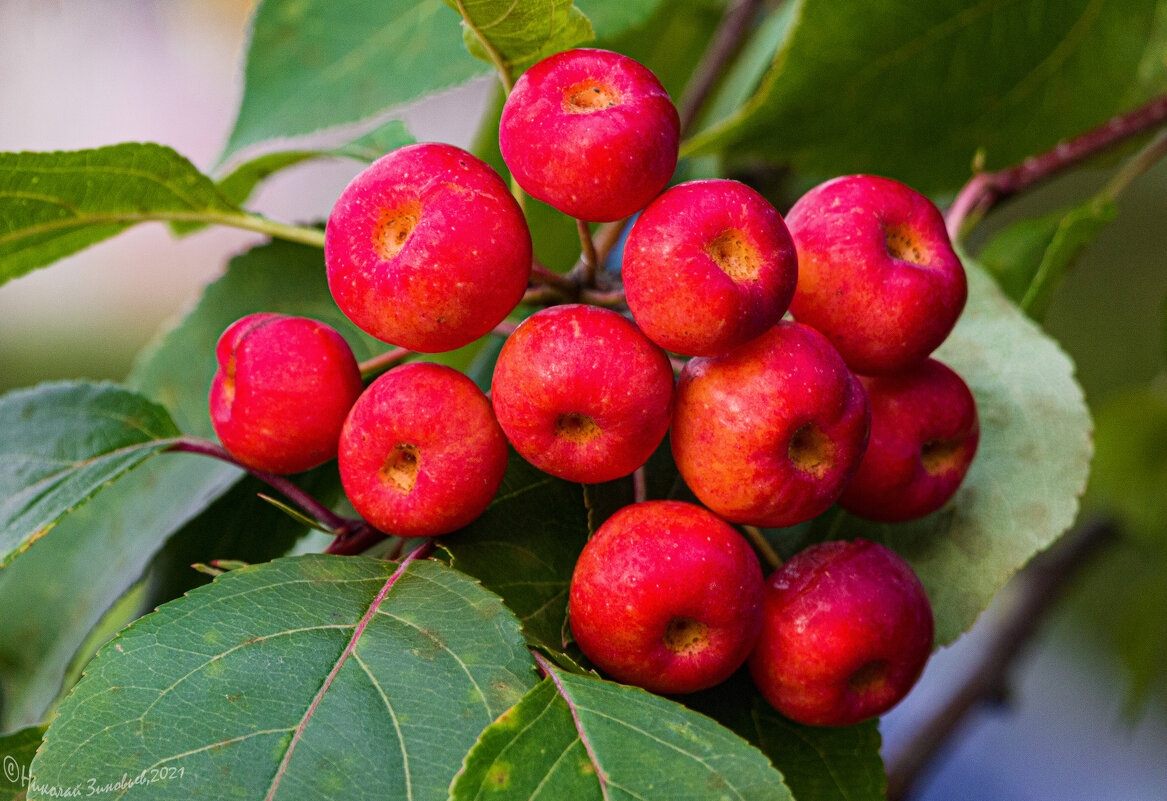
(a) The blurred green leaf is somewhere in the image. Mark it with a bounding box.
[0,382,181,569]
[688,0,1165,192]
[0,144,243,284]
[30,556,537,801]
[801,260,1093,645]
[451,667,792,800]
[0,725,44,801]
[577,0,673,38]
[445,0,594,80]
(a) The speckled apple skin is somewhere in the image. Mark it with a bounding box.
[622,179,798,357]
[671,321,869,528]
[840,359,979,522]
[500,48,679,222]
[490,304,674,484]
[209,313,364,474]
[338,362,509,537]
[325,143,531,353]
[786,174,967,375]
[749,539,934,727]
[569,500,764,694]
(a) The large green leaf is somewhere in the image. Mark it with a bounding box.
[451,666,792,800]
[688,0,1165,191]
[800,260,1093,644]
[0,725,44,801]
[0,382,182,568]
[0,144,246,284]
[30,556,537,801]
[445,0,594,80]
[442,453,590,651]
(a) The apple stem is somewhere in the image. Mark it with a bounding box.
[742,525,783,572]
[577,219,600,286]
[165,436,353,533]
[945,92,1167,242]
[530,259,579,293]
[677,0,768,137]
[358,347,413,380]
[633,467,648,504]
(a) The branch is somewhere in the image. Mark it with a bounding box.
[358,347,412,379]
[946,93,1167,241]
[677,0,768,137]
[884,518,1119,801]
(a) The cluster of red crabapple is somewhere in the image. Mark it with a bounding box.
[207,48,978,728]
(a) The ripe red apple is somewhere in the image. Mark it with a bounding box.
[338,362,509,537]
[325,142,531,353]
[671,321,869,527]
[840,359,980,522]
[491,304,674,484]
[622,179,798,357]
[569,500,764,694]
[209,313,363,474]
[499,48,679,222]
[786,174,967,375]
[749,539,934,727]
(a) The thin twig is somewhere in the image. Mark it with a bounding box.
[358,347,412,379]
[945,93,1167,241]
[741,525,783,572]
[1101,127,1167,202]
[530,259,579,293]
[324,522,389,556]
[577,219,600,287]
[677,0,768,137]
[884,518,1119,801]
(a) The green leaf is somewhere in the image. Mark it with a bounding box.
[446,0,594,81]
[979,197,1117,318]
[0,144,247,284]
[30,556,537,801]
[688,0,1165,191]
[442,453,590,651]
[0,725,44,801]
[803,260,1093,645]
[577,0,672,39]
[0,382,182,569]
[451,666,792,800]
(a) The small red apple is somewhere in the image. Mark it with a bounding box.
[786,174,967,375]
[840,359,980,522]
[325,142,531,353]
[338,362,509,537]
[490,304,674,484]
[209,313,363,474]
[671,321,869,527]
[622,179,798,357]
[500,48,679,222]
[749,539,934,727]
[569,500,764,694]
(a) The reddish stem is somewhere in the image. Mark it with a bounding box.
[678,0,767,137]
[946,93,1167,241]
[358,347,412,379]
[577,219,600,287]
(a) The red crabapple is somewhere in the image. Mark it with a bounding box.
[622,179,798,357]
[338,362,509,537]
[490,304,674,484]
[786,174,967,375]
[749,539,934,727]
[569,500,764,694]
[839,358,979,522]
[671,321,869,528]
[500,48,679,222]
[325,142,531,353]
[209,313,363,474]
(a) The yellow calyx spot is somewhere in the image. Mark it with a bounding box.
[921,437,963,475]
[564,81,620,113]
[884,224,926,265]
[374,200,422,260]
[848,659,889,695]
[788,423,835,479]
[663,617,708,654]
[706,229,760,282]
[555,413,601,442]
[379,443,420,494]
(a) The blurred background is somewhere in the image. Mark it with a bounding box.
[2,2,1166,799]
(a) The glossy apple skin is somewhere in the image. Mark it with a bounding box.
[786,174,967,375]
[491,304,674,484]
[671,321,870,527]
[325,142,531,353]
[569,500,765,694]
[209,313,364,474]
[500,48,679,222]
[749,539,934,727]
[338,362,509,537]
[622,179,798,357]
[840,359,980,522]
